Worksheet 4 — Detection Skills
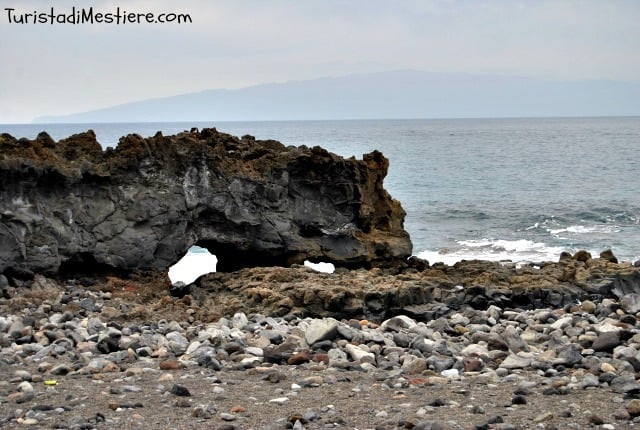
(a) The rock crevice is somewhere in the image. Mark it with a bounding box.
[0,128,412,277]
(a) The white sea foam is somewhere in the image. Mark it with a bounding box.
[417,238,569,266]
[168,248,218,285]
[548,224,620,235]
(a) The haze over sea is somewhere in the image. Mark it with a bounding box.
[3,117,640,271]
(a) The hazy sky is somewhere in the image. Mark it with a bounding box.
[1,0,639,123]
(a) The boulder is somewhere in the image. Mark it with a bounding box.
[304,318,339,345]
[0,129,412,276]
[600,249,619,264]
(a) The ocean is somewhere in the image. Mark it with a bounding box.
[3,117,640,272]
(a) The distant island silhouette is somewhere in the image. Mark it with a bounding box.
[34,70,640,123]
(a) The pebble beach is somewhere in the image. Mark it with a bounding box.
[3,257,640,429]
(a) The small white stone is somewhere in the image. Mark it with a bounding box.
[232,312,249,329]
[441,369,459,378]
[240,356,262,367]
[18,381,34,393]
[245,346,264,357]
[269,397,290,405]
[185,340,202,355]
[345,344,376,364]
[220,412,237,421]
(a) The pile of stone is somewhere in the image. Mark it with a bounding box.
[3,273,640,428]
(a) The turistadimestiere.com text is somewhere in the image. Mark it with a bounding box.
[4,6,192,25]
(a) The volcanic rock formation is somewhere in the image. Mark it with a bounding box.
[0,128,411,277]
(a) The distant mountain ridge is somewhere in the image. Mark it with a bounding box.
[34,70,640,123]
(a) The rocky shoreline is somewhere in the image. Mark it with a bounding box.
[3,129,640,428]
[2,252,640,429]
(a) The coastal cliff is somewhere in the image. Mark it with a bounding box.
[0,128,411,277]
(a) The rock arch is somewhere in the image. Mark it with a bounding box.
[0,128,412,278]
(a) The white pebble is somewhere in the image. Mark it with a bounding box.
[18,381,34,393]
[441,369,459,378]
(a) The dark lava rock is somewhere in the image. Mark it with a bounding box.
[428,398,446,407]
[97,336,120,354]
[169,384,191,397]
[600,249,619,264]
[573,250,592,262]
[0,129,411,276]
[264,341,297,364]
[592,331,621,352]
[511,395,527,405]
[170,281,190,298]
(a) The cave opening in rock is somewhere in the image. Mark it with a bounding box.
[58,252,127,279]
[168,246,218,285]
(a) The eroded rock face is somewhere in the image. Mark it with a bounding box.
[0,128,411,276]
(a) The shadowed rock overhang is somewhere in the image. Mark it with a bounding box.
[0,128,412,277]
